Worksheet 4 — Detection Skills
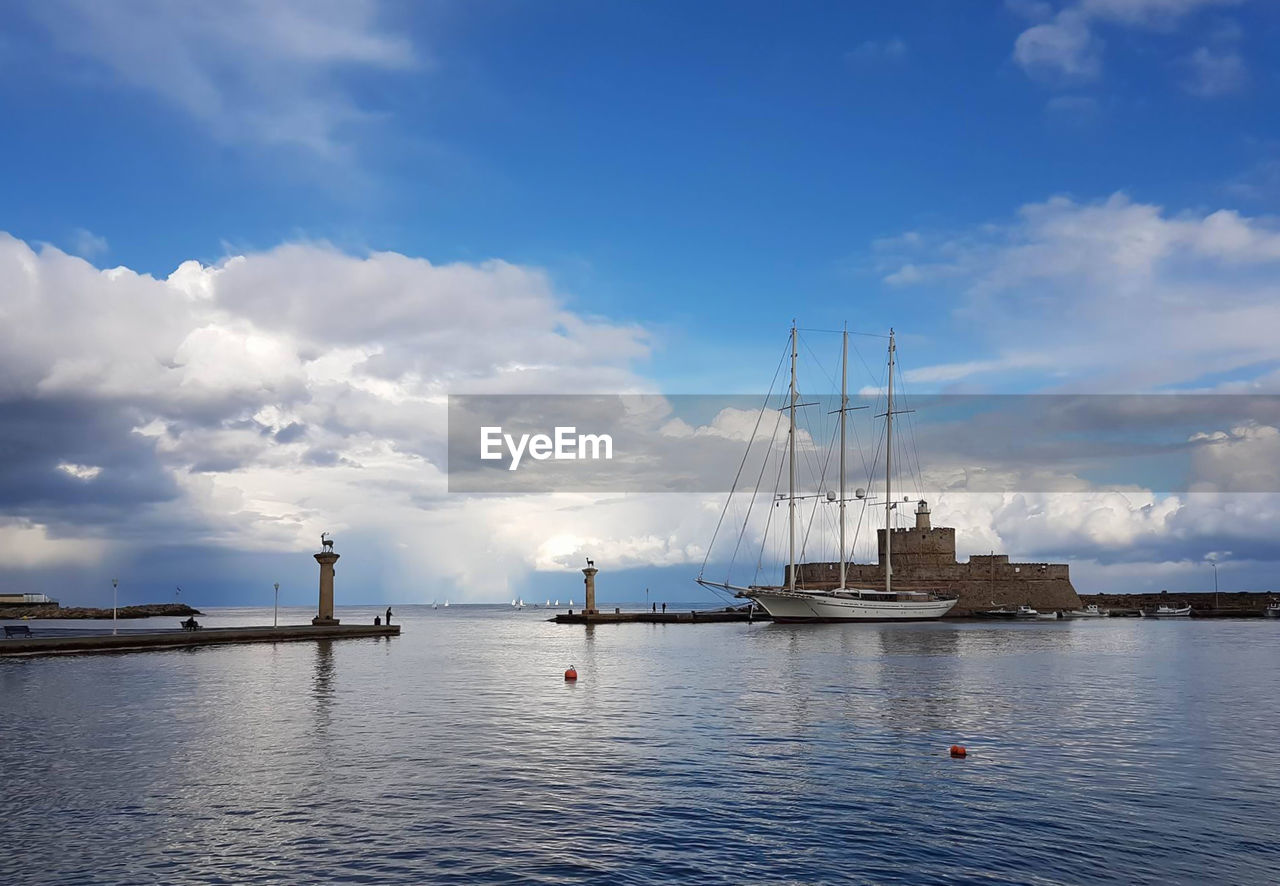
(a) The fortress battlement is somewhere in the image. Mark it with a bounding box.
[785,501,1080,615]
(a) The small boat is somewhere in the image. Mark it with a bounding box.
[1141,604,1191,618]
[974,606,1019,619]
[1035,610,1061,620]
[1064,604,1108,618]
[1265,603,1280,619]
[1015,605,1039,618]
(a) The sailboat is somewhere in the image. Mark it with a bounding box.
[698,325,957,623]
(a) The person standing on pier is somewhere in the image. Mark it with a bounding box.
[661,603,666,614]
[385,606,393,626]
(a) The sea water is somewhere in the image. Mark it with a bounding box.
[1,606,1278,884]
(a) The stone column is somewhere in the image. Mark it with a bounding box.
[583,564,598,614]
[313,552,341,626]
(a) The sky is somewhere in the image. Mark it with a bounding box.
[2,0,1280,607]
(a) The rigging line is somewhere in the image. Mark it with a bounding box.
[893,367,923,501]
[798,415,839,566]
[850,336,882,390]
[754,434,789,582]
[699,338,789,577]
[899,375,928,500]
[849,495,870,572]
[726,407,785,582]
[800,336,839,394]
[798,327,891,339]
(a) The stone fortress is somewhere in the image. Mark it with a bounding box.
[787,501,1082,616]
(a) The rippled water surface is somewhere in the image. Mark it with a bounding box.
[3,606,1279,884]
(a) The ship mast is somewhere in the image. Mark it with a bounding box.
[838,326,848,590]
[885,328,895,596]
[788,322,798,591]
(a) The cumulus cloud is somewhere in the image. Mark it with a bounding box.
[0,232,661,599]
[23,0,414,156]
[7,221,1280,599]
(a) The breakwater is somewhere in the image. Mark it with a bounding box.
[0,602,201,619]
[1080,591,1277,616]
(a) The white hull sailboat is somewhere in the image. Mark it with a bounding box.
[744,588,956,622]
[698,326,956,623]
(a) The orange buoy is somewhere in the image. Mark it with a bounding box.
[564,666,578,681]
[950,745,967,757]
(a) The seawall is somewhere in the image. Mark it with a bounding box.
[0,624,400,657]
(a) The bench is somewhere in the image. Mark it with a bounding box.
[180,618,201,632]
[4,624,32,638]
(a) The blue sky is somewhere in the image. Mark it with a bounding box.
[5,1,1277,385]
[2,1,1280,606]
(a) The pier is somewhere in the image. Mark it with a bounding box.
[553,606,764,625]
[0,623,399,657]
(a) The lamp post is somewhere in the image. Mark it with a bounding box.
[112,578,118,635]
[274,582,280,628]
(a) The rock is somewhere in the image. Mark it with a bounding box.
[0,603,202,619]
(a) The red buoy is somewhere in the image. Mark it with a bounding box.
[950,745,967,757]
[564,667,578,681]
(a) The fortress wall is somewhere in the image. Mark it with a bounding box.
[786,542,1081,616]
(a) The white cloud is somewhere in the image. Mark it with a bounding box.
[68,228,108,259]
[1014,10,1102,82]
[26,0,415,156]
[8,222,1280,597]
[1182,46,1248,96]
[879,192,1280,390]
[1011,0,1243,83]
[57,463,102,481]
[0,232,659,596]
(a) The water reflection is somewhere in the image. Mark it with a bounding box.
[312,639,335,735]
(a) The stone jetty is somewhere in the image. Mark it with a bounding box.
[0,624,399,657]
